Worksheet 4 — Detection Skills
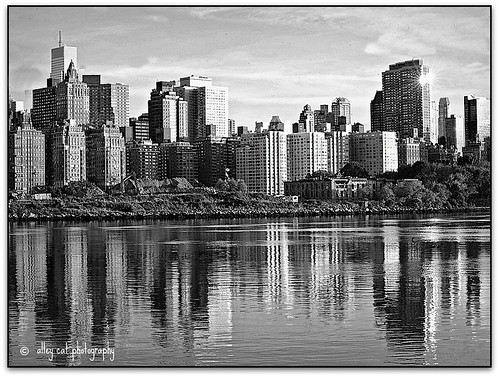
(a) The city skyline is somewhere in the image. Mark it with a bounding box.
[8,6,490,130]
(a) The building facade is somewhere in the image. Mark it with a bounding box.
[331,97,351,130]
[382,59,431,142]
[125,139,159,179]
[129,113,150,141]
[438,97,450,142]
[236,130,287,195]
[370,90,384,132]
[284,177,370,201]
[51,119,86,186]
[287,132,328,181]
[159,142,198,183]
[398,137,421,167]
[86,122,126,189]
[8,112,46,193]
[444,115,465,154]
[464,95,490,143]
[325,131,350,175]
[50,42,78,86]
[56,61,90,126]
[349,131,398,176]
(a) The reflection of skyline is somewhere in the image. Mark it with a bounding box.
[8,216,490,366]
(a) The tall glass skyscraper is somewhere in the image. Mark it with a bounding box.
[50,35,77,86]
[382,59,431,142]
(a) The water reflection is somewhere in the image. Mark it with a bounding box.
[9,214,490,366]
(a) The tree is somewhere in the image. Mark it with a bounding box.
[340,162,369,178]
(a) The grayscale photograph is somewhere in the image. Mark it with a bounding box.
[7,5,491,367]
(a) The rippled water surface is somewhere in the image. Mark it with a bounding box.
[8,213,490,366]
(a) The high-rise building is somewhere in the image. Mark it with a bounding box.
[438,97,450,141]
[430,100,438,144]
[125,139,159,179]
[325,131,350,175]
[370,91,384,132]
[56,61,89,126]
[176,75,228,140]
[51,119,86,186]
[236,129,287,195]
[195,136,229,186]
[24,90,33,111]
[269,116,285,132]
[464,95,490,143]
[349,131,398,176]
[148,81,188,143]
[331,97,351,130]
[314,105,328,132]
[382,59,431,142]
[50,35,78,86]
[398,138,421,167]
[197,85,229,138]
[86,122,126,189]
[445,115,465,154]
[159,142,198,183]
[83,75,130,129]
[8,112,45,193]
[228,119,236,136]
[286,132,328,181]
[31,86,57,132]
[298,104,315,133]
[129,113,150,141]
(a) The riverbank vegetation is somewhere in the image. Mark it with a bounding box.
[8,161,490,222]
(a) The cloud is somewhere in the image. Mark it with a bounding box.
[463,61,489,74]
[144,15,169,23]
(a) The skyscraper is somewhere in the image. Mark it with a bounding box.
[370,91,384,132]
[445,115,465,154]
[176,75,228,140]
[382,59,431,142]
[438,97,450,141]
[331,97,351,130]
[325,131,349,175]
[430,100,438,144]
[464,95,490,142]
[349,131,398,176]
[236,127,287,195]
[50,33,78,86]
[9,112,45,193]
[298,104,315,133]
[269,116,285,132]
[314,105,329,132]
[148,81,188,143]
[287,132,328,181]
[56,61,89,126]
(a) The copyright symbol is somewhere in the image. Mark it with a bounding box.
[20,346,29,356]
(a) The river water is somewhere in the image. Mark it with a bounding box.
[8,212,490,366]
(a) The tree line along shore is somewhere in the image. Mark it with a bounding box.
[9,161,490,222]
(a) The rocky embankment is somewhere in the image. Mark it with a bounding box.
[8,191,489,222]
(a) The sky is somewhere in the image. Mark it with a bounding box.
[8,5,490,131]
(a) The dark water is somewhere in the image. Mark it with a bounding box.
[8,213,490,366]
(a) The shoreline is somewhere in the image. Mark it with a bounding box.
[8,194,490,223]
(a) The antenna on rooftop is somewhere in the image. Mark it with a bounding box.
[58,31,62,47]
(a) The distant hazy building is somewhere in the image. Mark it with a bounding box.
[51,119,86,186]
[8,112,45,193]
[314,105,328,132]
[382,59,431,142]
[24,90,33,111]
[350,131,398,176]
[56,61,89,126]
[445,115,465,154]
[325,131,350,175]
[370,90,384,132]
[398,137,421,167]
[269,116,285,132]
[236,129,287,195]
[125,139,159,179]
[86,122,126,189]
[430,100,438,144]
[297,104,314,133]
[438,97,450,141]
[331,97,351,130]
[464,95,490,143]
[228,118,236,136]
[287,132,328,181]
